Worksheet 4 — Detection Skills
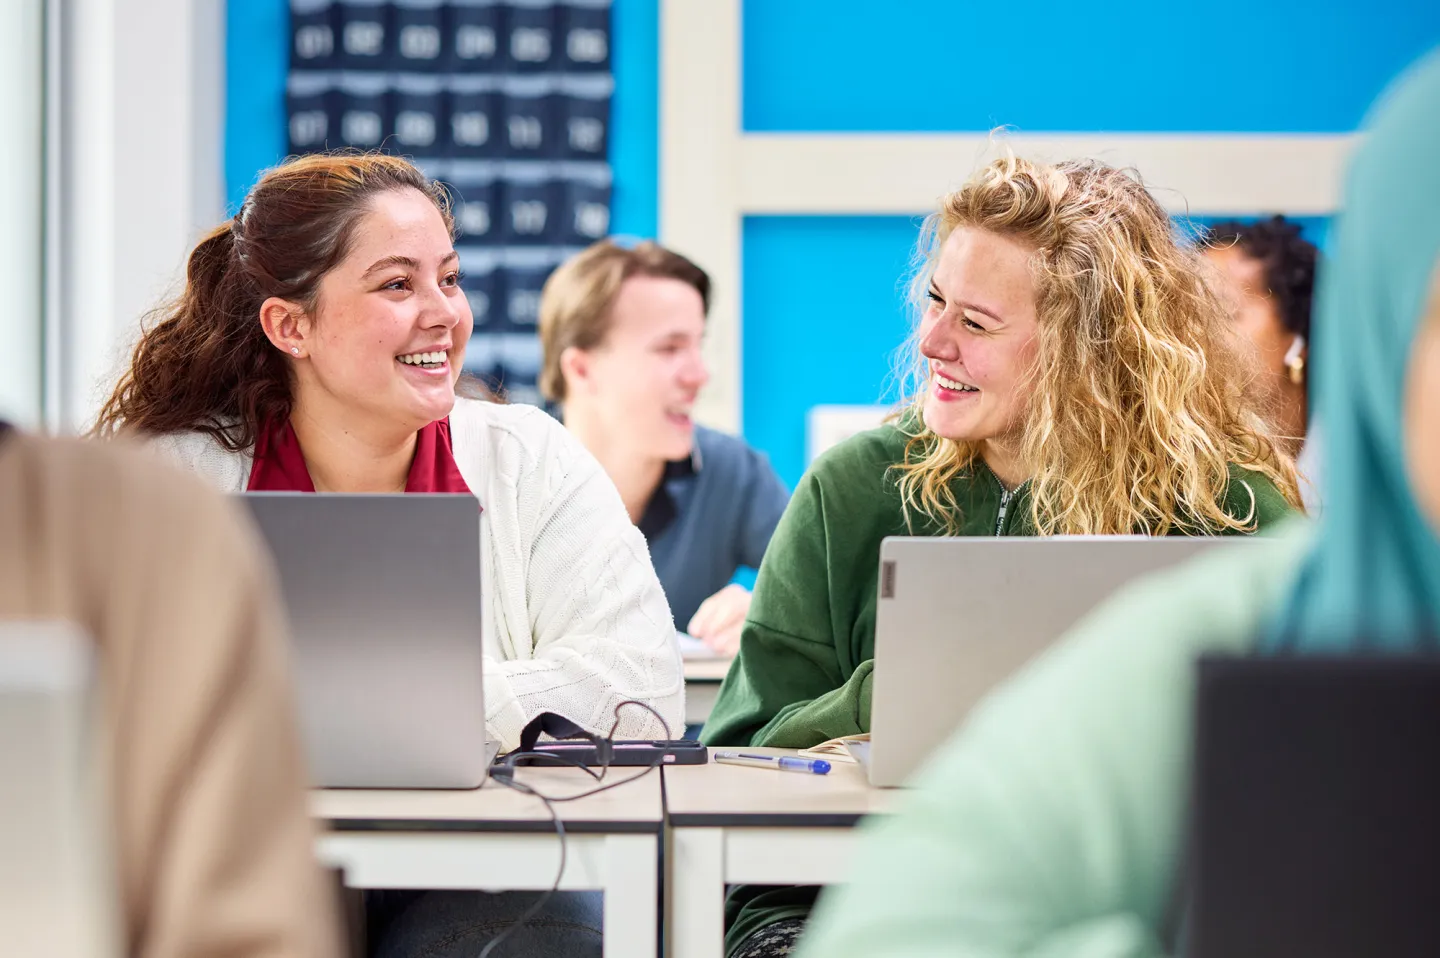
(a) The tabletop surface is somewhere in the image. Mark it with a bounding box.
[662,747,891,827]
[313,763,665,833]
[682,657,733,682]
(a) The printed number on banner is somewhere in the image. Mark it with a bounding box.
[396,111,436,148]
[343,111,383,146]
[512,28,551,63]
[508,116,544,151]
[568,116,603,153]
[574,202,609,239]
[457,25,497,60]
[459,203,491,236]
[512,200,548,235]
[510,289,541,324]
[400,25,441,60]
[453,112,490,147]
[295,25,333,59]
[567,29,606,64]
[344,21,384,57]
[290,111,328,146]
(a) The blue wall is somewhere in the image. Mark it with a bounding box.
[742,216,920,486]
[226,0,289,213]
[606,0,659,239]
[743,1,1440,133]
[226,2,1439,489]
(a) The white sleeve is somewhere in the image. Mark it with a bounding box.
[481,415,685,749]
[134,429,250,493]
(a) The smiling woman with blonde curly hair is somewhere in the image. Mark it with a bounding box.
[894,155,1301,537]
[700,153,1301,958]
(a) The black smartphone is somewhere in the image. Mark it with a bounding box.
[509,739,709,767]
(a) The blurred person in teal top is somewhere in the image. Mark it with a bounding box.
[796,46,1440,958]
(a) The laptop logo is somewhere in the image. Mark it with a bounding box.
[880,560,896,599]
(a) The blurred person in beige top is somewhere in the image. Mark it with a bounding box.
[0,422,342,958]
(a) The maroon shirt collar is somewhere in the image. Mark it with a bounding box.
[247,417,475,498]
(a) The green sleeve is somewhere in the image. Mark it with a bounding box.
[1251,473,1298,529]
[794,524,1312,958]
[701,465,869,748]
[1224,464,1298,533]
[748,659,873,748]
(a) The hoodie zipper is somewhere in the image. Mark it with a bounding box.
[994,486,1014,537]
[981,460,1025,536]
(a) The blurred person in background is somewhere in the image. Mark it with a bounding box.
[795,47,1440,958]
[1204,216,1321,509]
[540,239,789,657]
[0,424,342,958]
[701,153,1301,958]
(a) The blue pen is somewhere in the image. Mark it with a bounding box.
[714,751,831,775]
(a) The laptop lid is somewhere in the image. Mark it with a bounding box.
[1187,654,1440,958]
[242,493,492,789]
[869,536,1248,787]
[0,621,120,958]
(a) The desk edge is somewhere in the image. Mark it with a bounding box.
[325,817,662,835]
[666,812,865,828]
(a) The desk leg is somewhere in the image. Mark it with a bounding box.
[603,833,658,958]
[669,828,725,958]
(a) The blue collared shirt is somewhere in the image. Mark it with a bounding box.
[637,426,790,628]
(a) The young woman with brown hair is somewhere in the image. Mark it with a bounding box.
[95,151,685,957]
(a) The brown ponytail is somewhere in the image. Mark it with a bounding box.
[92,152,454,449]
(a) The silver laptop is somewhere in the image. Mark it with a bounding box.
[867,536,1250,786]
[242,493,497,789]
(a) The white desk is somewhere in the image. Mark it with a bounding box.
[662,748,890,958]
[683,656,732,727]
[312,766,663,958]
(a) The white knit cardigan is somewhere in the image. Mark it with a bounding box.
[144,398,685,749]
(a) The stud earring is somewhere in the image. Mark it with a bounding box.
[1286,354,1305,386]
[1283,335,1306,386]
[291,347,300,356]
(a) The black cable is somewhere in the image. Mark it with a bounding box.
[474,778,567,958]
[475,699,675,956]
[493,750,604,781]
[542,701,676,804]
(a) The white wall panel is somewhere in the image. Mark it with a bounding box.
[0,0,45,427]
[49,0,225,432]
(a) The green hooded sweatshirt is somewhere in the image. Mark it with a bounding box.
[701,421,1295,954]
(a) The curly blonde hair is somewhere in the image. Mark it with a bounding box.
[893,154,1302,535]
